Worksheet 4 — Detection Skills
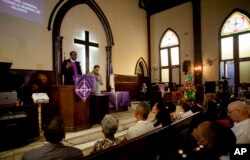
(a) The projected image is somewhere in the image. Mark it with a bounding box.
[0,0,44,23]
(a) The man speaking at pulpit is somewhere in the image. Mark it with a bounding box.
[62,51,82,85]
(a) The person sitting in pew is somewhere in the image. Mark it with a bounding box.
[92,114,121,153]
[151,101,172,127]
[199,93,219,122]
[22,116,84,160]
[177,121,236,160]
[162,92,177,121]
[124,102,154,141]
[227,100,250,144]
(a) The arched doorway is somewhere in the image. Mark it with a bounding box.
[49,0,114,90]
[135,57,150,100]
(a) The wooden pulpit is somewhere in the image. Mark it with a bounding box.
[51,85,90,132]
[89,94,109,125]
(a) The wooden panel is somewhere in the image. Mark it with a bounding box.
[51,85,90,132]
[60,87,74,131]
[114,74,138,100]
[89,95,109,124]
[74,94,90,130]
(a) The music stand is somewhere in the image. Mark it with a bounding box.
[32,93,49,136]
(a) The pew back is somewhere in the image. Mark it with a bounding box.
[85,112,200,160]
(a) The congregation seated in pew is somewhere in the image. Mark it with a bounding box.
[22,116,84,160]
[124,102,155,141]
[19,97,242,160]
[179,121,236,160]
[85,109,200,160]
[151,101,172,127]
[84,101,236,160]
[92,114,121,153]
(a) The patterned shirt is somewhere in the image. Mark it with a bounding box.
[92,138,121,153]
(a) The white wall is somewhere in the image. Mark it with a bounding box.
[96,0,148,76]
[150,2,194,84]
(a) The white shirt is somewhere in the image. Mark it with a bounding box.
[125,120,155,140]
[87,71,103,94]
[231,118,250,144]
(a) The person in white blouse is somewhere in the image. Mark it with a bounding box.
[124,102,154,141]
[227,100,250,144]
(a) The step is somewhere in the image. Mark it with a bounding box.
[0,101,154,159]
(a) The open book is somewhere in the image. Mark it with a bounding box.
[32,93,49,103]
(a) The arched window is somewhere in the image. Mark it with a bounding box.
[220,10,250,95]
[159,29,180,84]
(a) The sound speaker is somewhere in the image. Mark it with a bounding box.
[205,81,216,93]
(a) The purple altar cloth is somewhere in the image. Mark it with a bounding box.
[74,75,94,102]
[103,91,131,109]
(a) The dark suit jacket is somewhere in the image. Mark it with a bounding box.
[21,142,84,160]
[62,59,82,85]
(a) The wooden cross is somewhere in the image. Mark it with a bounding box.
[74,31,99,73]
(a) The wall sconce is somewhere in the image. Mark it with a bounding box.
[194,65,202,75]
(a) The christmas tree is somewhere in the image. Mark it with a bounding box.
[183,73,196,101]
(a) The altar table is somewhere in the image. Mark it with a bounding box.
[103,91,131,112]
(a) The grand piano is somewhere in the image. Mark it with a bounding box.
[0,62,39,151]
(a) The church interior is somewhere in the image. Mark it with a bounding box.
[0,0,250,159]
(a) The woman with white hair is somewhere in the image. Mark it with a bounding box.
[92,114,121,153]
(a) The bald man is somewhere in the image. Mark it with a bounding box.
[227,100,250,144]
[62,51,82,85]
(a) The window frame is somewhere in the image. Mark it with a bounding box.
[159,28,181,84]
[219,10,250,96]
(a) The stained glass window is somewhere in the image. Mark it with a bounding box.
[220,11,250,95]
[160,30,179,47]
[221,11,250,36]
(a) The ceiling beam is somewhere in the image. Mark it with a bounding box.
[140,0,191,16]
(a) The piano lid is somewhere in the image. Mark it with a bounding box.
[0,62,12,74]
[0,62,23,92]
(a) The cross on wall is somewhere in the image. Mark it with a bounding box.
[74,31,99,73]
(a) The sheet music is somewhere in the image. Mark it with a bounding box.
[32,93,49,103]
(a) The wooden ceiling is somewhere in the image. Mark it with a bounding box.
[139,0,192,16]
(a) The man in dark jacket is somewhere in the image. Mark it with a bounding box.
[22,116,84,160]
[62,51,82,85]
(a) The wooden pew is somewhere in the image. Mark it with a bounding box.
[85,112,200,160]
